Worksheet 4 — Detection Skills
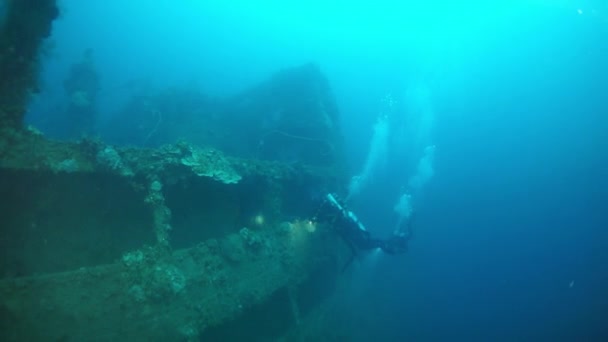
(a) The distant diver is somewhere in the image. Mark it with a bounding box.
[314,193,412,270]
[63,48,101,137]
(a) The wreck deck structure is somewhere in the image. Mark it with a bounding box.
[0,2,352,340]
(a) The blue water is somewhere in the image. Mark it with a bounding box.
[27,1,608,340]
[0,0,7,29]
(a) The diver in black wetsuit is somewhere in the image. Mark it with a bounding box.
[314,193,412,262]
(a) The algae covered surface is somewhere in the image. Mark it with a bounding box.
[0,2,349,340]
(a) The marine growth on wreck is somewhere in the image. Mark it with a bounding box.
[0,2,353,341]
[5,0,608,341]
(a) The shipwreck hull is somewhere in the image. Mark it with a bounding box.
[0,2,350,339]
[0,131,348,341]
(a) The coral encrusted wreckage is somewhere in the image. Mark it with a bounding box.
[0,2,351,341]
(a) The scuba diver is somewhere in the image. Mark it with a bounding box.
[63,48,101,137]
[314,193,412,269]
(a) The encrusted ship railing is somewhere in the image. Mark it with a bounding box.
[0,128,348,341]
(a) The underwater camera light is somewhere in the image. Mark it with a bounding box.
[253,214,265,226]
